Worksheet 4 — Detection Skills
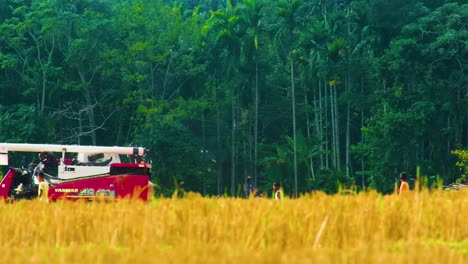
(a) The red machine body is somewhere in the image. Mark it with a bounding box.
[0,143,153,202]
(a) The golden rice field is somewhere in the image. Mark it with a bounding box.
[0,190,467,264]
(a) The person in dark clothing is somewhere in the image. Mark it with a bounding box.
[38,151,58,177]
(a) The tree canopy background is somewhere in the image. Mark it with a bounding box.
[1,0,466,196]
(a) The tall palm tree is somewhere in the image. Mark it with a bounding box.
[204,0,243,196]
[235,0,266,188]
[272,0,308,197]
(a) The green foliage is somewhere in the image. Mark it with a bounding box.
[357,2,467,192]
[0,104,42,143]
[452,149,468,184]
[132,98,216,195]
[0,0,466,196]
[259,132,333,194]
[306,168,351,194]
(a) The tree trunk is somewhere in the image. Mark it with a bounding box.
[360,77,365,189]
[88,104,97,146]
[330,83,336,168]
[324,80,329,168]
[217,109,222,196]
[291,56,298,198]
[322,2,328,29]
[346,4,351,178]
[254,62,259,187]
[465,88,468,147]
[318,79,323,167]
[29,32,55,113]
[202,110,206,196]
[41,70,46,113]
[447,117,450,154]
[78,111,82,145]
[115,117,123,145]
[79,74,96,145]
[248,106,253,189]
[466,106,468,148]
[306,83,315,181]
[334,84,340,171]
[346,73,351,178]
[231,87,236,196]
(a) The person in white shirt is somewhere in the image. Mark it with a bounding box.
[273,182,282,200]
[36,172,49,203]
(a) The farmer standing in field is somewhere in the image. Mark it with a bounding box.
[394,172,409,195]
[273,182,282,200]
[36,172,49,203]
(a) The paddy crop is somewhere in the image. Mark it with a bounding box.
[0,190,466,263]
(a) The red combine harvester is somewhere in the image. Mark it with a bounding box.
[0,143,153,202]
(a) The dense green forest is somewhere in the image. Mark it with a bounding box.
[0,0,466,196]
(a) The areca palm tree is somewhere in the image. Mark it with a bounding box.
[204,0,244,196]
[271,0,309,197]
[235,0,267,188]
